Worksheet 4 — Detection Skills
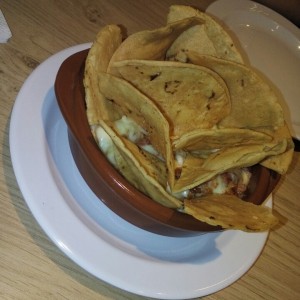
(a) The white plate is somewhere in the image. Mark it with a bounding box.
[10,37,271,300]
[207,0,300,140]
[10,43,271,299]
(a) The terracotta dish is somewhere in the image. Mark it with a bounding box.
[54,49,280,236]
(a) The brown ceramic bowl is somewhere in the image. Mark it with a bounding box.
[54,49,280,236]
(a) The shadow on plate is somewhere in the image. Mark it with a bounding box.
[41,88,223,263]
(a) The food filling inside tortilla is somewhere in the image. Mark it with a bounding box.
[114,115,162,158]
[95,115,252,201]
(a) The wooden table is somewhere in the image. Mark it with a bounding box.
[1,1,299,299]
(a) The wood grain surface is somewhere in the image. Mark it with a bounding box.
[0,1,299,299]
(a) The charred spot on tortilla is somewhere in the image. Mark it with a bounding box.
[164,80,181,94]
[150,72,161,81]
[208,90,215,99]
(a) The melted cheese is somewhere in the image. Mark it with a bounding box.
[114,116,146,143]
[95,126,117,166]
[210,174,228,194]
[114,115,160,157]
[175,150,187,167]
